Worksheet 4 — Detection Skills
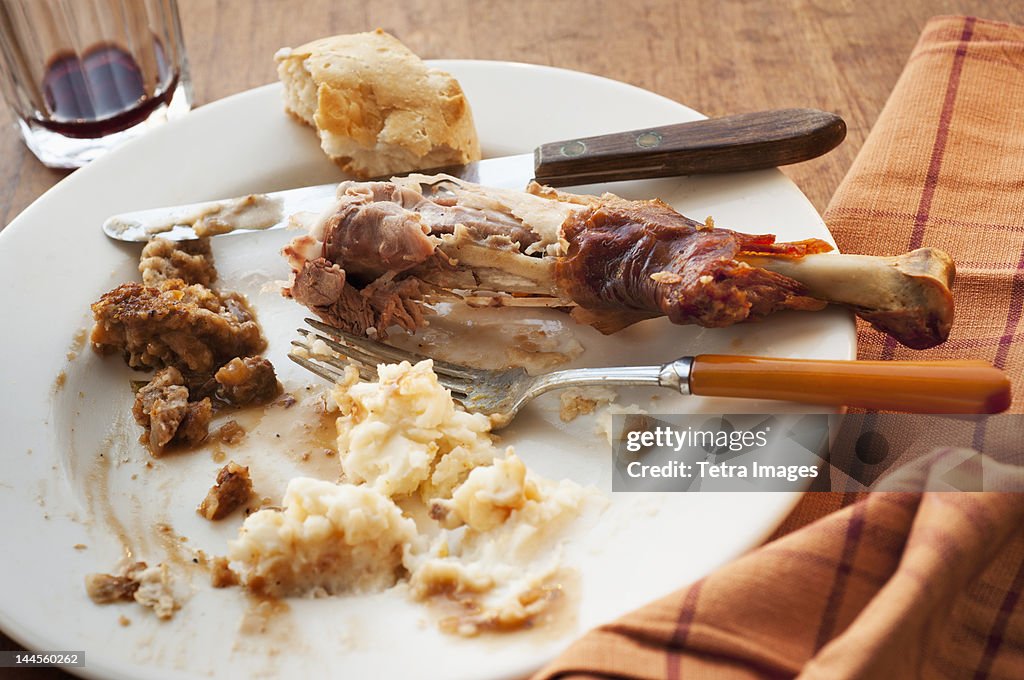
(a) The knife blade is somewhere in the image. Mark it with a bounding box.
[103,108,845,242]
[99,154,547,242]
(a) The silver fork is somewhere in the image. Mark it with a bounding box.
[289,318,690,426]
[287,318,1012,426]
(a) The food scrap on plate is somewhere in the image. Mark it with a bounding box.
[91,237,281,456]
[197,462,254,521]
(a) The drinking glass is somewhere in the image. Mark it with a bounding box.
[0,0,192,168]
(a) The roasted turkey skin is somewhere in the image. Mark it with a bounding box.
[554,196,832,333]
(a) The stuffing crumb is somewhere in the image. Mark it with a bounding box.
[139,237,218,288]
[198,462,253,520]
[210,557,240,588]
[559,386,618,422]
[132,367,212,456]
[85,561,181,620]
[90,280,266,374]
[85,567,142,604]
[214,420,247,445]
[214,356,282,406]
[133,563,179,619]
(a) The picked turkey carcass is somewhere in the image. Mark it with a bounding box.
[283,176,955,350]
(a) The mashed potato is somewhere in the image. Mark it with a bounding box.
[432,452,537,532]
[409,471,591,635]
[333,360,495,499]
[229,477,416,597]
[228,360,600,634]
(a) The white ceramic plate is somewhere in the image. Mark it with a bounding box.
[0,61,854,680]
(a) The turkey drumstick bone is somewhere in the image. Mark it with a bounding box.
[738,248,954,350]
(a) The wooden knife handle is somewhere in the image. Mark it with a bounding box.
[533,108,846,186]
[688,355,1012,414]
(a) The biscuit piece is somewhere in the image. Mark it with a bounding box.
[276,29,480,178]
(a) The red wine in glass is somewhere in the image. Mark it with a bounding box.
[37,42,178,139]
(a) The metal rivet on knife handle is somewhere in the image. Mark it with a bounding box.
[560,140,587,157]
[635,131,663,148]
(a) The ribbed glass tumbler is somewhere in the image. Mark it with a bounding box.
[0,0,192,168]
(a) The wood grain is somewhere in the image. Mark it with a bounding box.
[2,0,1024,676]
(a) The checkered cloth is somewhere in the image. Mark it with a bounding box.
[534,15,1024,680]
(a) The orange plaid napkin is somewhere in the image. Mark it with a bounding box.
[535,15,1024,680]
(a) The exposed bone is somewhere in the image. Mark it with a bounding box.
[460,295,573,308]
[413,226,559,296]
[739,247,955,349]
[413,262,557,296]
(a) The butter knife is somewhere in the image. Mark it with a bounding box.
[103,108,845,242]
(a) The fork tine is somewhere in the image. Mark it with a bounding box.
[291,323,519,425]
[296,331,464,391]
[288,353,346,383]
[303,318,481,380]
[301,330,472,395]
[291,338,378,381]
[441,382,470,398]
[296,331,384,376]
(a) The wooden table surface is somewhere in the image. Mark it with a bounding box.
[2,0,1022,676]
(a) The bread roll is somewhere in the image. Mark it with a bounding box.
[275,30,481,178]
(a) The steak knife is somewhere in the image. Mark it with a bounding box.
[103,108,845,242]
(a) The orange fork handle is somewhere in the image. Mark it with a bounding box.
[688,355,1012,414]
